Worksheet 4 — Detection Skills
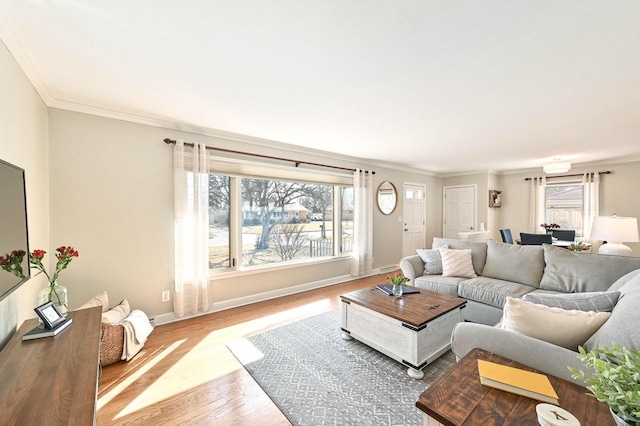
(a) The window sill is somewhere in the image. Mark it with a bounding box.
[209,255,352,279]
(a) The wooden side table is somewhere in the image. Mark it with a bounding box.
[416,348,614,426]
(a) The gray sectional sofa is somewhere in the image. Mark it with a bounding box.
[399,237,640,384]
[399,237,640,325]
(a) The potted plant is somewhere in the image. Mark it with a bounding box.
[387,271,409,298]
[540,223,560,234]
[569,344,640,425]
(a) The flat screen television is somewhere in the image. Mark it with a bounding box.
[0,159,30,302]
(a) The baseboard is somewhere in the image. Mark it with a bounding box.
[152,266,395,325]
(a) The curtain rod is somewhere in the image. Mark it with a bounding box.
[524,171,611,181]
[163,138,375,174]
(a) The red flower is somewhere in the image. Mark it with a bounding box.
[32,249,46,259]
[29,246,79,287]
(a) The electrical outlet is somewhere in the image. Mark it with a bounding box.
[161,290,170,302]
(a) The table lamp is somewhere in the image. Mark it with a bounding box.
[590,215,639,256]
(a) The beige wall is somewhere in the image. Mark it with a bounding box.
[48,109,441,319]
[0,40,49,348]
[462,162,640,256]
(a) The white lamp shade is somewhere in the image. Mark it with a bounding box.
[590,216,639,243]
[543,161,571,174]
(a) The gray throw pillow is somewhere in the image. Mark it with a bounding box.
[522,291,621,313]
[416,245,447,275]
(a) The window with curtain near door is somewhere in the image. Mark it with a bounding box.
[529,173,599,238]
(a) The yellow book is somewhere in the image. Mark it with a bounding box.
[477,360,559,405]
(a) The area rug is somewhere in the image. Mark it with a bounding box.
[227,310,456,426]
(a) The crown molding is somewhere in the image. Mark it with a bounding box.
[0,10,52,104]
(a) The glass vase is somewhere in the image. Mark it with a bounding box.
[38,281,68,317]
[392,283,403,298]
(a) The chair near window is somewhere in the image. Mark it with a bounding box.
[520,233,553,245]
[552,229,576,241]
[500,229,514,244]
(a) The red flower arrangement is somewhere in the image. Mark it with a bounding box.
[30,246,79,285]
[0,249,27,278]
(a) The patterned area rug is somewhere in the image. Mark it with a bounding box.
[227,310,456,426]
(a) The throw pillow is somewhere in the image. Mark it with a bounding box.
[416,245,447,275]
[522,291,621,313]
[439,247,477,278]
[102,299,131,324]
[501,297,610,350]
[77,291,109,313]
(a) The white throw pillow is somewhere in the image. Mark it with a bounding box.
[101,299,131,324]
[77,291,109,313]
[502,297,610,350]
[439,247,477,278]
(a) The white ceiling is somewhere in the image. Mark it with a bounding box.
[1,1,639,174]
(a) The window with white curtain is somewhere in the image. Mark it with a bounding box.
[545,183,584,236]
[207,170,353,272]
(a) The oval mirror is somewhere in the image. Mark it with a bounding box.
[377,181,398,215]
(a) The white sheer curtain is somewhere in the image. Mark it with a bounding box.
[351,170,373,277]
[582,172,600,239]
[173,139,214,318]
[529,176,547,232]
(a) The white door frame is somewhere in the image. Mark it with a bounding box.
[442,184,477,237]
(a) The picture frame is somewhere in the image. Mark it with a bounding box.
[489,190,502,208]
[34,301,66,329]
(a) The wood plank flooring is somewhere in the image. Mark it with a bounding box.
[97,273,387,425]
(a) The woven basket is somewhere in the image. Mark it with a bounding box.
[100,323,124,367]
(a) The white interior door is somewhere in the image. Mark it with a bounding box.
[443,186,476,239]
[403,183,426,256]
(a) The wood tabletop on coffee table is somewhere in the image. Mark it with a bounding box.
[416,348,614,426]
[340,287,466,329]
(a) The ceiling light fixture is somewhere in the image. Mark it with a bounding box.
[543,160,571,174]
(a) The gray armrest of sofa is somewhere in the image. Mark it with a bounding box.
[399,255,424,285]
[451,322,588,386]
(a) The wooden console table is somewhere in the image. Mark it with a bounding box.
[416,348,614,425]
[0,306,102,425]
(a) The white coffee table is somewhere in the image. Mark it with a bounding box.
[340,287,466,379]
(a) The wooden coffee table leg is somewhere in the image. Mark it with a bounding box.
[408,367,424,380]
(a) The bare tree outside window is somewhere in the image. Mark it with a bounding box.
[270,223,308,261]
[207,173,350,270]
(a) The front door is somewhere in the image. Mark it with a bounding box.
[402,183,426,257]
[443,186,476,239]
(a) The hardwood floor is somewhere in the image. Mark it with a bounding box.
[97,273,386,425]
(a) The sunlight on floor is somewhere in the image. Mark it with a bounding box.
[97,339,186,411]
[226,338,264,365]
[106,298,334,420]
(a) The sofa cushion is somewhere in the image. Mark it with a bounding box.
[540,245,640,293]
[433,238,487,276]
[608,269,640,293]
[458,277,535,309]
[584,271,640,352]
[416,246,447,275]
[522,291,620,312]
[414,275,465,297]
[440,247,477,278]
[481,239,545,288]
[502,297,610,351]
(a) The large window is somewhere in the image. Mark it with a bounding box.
[545,184,583,236]
[208,173,352,272]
